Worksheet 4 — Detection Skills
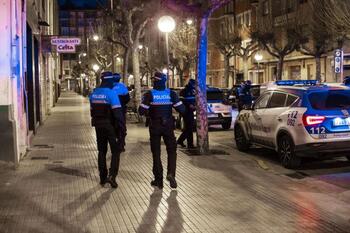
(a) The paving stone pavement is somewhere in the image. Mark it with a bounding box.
[0,92,350,233]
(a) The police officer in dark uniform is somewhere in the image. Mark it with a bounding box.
[344,76,350,86]
[112,73,130,151]
[177,79,196,148]
[89,71,124,188]
[238,80,252,111]
[139,71,185,189]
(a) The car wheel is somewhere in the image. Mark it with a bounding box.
[278,135,301,169]
[234,125,250,152]
[222,121,231,130]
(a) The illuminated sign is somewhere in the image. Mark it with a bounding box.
[51,37,81,53]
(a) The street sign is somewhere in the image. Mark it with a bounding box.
[334,49,343,74]
[51,37,81,53]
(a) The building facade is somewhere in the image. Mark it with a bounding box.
[0,0,60,165]
[206,0,349,88]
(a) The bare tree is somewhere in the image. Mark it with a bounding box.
[252,1,306,80]
[296,0,335,81]
[317,0,350,42]
[169,20,197,87]
[164,0,230,154]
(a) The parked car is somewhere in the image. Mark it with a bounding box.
[234,80,350,168]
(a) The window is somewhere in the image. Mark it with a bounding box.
[236,14,243,26]
[220,22,225,36]
[244,11,251,26]
[268,92,287,108]
[254,92,271,109]
[263,1,269,15]
[286,95,298,106]
[286,0,295,12]
[308,90,350,110]
[207,52,211,65]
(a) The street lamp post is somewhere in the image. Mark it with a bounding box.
[158,16,176,86]
[254,53,263,84]
[92,64,100,86]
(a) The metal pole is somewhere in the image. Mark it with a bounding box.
[165,32,170,87]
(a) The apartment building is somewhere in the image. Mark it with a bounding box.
[58,3,104,88]
[0,0,60,164]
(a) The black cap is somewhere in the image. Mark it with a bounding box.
[113,73,122,81]
[101,71,114,80]
[152,71,167,82]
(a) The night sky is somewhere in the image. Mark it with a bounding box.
[58,0,107,9]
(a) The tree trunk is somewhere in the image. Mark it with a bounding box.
[179,70,184,87]
[315,55,321,82]
[276,56,284,80]
[195,15,209,154]
[123,47,130,85]
[132,44,141,116]
[243,56,249,81]
[224,55,230,87]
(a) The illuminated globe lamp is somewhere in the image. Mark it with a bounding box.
[93,35,99,41]
[158,16,176,33]
[92,64,100,72]
[158,16,176,78]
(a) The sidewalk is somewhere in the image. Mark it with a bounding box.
[0,92,349,233]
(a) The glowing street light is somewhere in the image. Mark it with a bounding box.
[138,44,143,50]
[92,64,100,72]
[158,16,176,33]
[158,16,176,82]
[162,68,168,74]
[186,19,193,25]
[82,52,87,57]
[93,35,99,41]
[254,53,263,62]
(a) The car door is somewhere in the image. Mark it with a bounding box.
[260,91,289,145]
[248,92,272,143]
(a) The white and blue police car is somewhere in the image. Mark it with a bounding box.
[234,80,350,168]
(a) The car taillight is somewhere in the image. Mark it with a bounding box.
[303,115,325,126]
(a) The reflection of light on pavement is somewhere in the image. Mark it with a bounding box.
[292,193,320,231]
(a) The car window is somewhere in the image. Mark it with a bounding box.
[207,91,223,101]
[308,90,350,110]
[268,92,287,108]
[254,92,271,109]
[286,94,298,106]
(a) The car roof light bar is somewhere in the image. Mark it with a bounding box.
[275,80,319,86]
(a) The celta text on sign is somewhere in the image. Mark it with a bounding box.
[51,37,81,53]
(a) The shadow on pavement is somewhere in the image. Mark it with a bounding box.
[161,190,184,233]
[136,190,163,233]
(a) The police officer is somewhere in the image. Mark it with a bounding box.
[344,76,350,86]
[177,79,196,149]
[89,71,124,188]
[238,80,252,111]
[112,73,130,151]
[139,71,185,189]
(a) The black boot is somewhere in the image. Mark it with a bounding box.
[99,177,107,186]
[177,141,186,148]
[108,176,118,188]
[150,179,163,189]
[166,175,177,189]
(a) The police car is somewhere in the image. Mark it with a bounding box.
[175,87,232,130]
[234,80,350,168]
